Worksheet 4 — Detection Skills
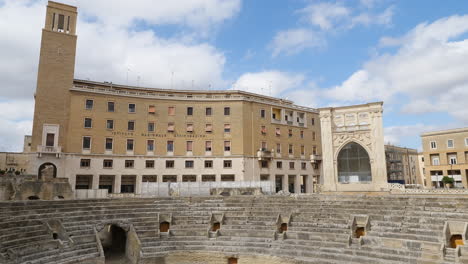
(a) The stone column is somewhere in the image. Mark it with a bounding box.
[282,175,288,192]
[114,174,121,194]
[295,174,302,194]
[92,174,99,190]
[319,109,336,192]
[135,175,142,195]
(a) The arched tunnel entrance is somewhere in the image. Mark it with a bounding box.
[99,224,128,263]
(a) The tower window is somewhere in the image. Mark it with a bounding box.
[107,102,115,112]
[128,103,136,113]
[84,118,92,128]
[82,137,91,150]
[224,107,230,115]
[85,99,93,110]
[58,14,65,31]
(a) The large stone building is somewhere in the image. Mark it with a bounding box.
[384,145,420,185]
[421,127,468,188]
[22,1,388,197]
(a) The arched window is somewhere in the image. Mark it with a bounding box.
[337,142,371,183]
[38,162,57,179]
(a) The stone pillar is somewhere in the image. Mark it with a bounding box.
[295,174,302,194]
[135,175,142,195]
[282,175,288,192]
[92,174,99,190]
[114,174,121,194]
[319,109,336,192]
[196,174,202,182]
[215,174,221,182]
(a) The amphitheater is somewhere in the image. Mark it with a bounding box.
[2,194,468,264]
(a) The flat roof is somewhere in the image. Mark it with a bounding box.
[421,127,468,137]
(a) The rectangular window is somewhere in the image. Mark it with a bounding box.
[85,99,93,110]
[261,160,268,168]
[167,141,174,152]
[276,161,282,169]
[82,137,91,150]
[224,141,231,151]
[311,118,315,126]
[148,105,155,114]
[46,133,55,147]
[276,128,281,136]
[289,144,293,154]
[125,160,134,168]
[261,141,267,150]
[300,130,304,139]
[205,141,212,152]
[80,159,91,168]
[103,159,113,168]
[128,103,136,113]
[147,140,154,151]
[145,160,154,168]
[312,132,316,141]
[312,146,317,155]
[221,175,235,181]
[57,14,65,30]
[128,121,135,131]
[148,122,155,132]
[430,141,437,149]
[168,122,175,132]
[301,162,307,170]
[187,107,193,116]
[202,175,215,182]
[126,139,134,151]
[186,123,194,132]
[224,107,230,115]
[205,123,213,133]
[288,129,293,137]
[168,106,175,116]
[260,109,266,118]
[223,160,232,168]
[165,160,174,168]
[185,160,194,168]
[301,145,305,155]
[107,102,115,112]
[431,154,440,166]
[205,160,213,168]
[449,156,457,165]
[466,138,468,146]
[276,143,281,153]
[206,107,212,116]
[105,138,113,150]
[448,139,454,148]
[84,118,92,128]
[289,162,295,169]
[224,123,231,133]
[186,141,193,152]
[261,126,267,134]
[106,120,114,130]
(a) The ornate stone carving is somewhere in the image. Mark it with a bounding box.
[332,131,372,153]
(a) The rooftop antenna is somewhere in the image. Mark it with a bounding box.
[126,67,131,85]
[171,71,174,89]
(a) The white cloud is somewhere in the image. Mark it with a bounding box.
[0,99,34,152]
[61,0,241,31]
[271,28,325,57]
[384,123,439,150]
[299,2,350,31]
[233,71,305,97]
[323,15,468,124]
[0,0,240,151]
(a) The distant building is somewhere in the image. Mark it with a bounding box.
[417,153,425,186]
[384,145,420,185]
[421,128,468,188]
[0,152,30,173]
[23,135,32,153]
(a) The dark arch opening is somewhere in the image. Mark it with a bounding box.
[52,233,58,240]
[100,224,127,261]
[28,195,40,200]
[38,162,57,180]
[450,234,464,248]
[160,221,170,233]
[337,142,371,183]
[228,257,238,264]
[212,222,221,232]
[355,227,366,238]
[279,223,288,233]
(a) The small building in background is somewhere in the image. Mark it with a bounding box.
[385,145,420,185]
[421,128,468,188]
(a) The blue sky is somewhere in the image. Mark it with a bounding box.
[1,0,468,151]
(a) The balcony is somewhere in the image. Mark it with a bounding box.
[310,154,322,163]
[37,145,62,158]
[257,149,272,161]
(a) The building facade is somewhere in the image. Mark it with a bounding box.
[24,1,390,197]
[29,1,323,195]
[421,128,468,188]
[384,145,420,185]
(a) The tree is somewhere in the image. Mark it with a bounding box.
[442,176,454,188]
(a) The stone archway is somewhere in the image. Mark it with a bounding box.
[337,142,371,183]
[38,162,57,180]
[99,224,128,262]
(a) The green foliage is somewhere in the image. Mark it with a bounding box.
[442,176,454,185]
[15,170,21,175]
